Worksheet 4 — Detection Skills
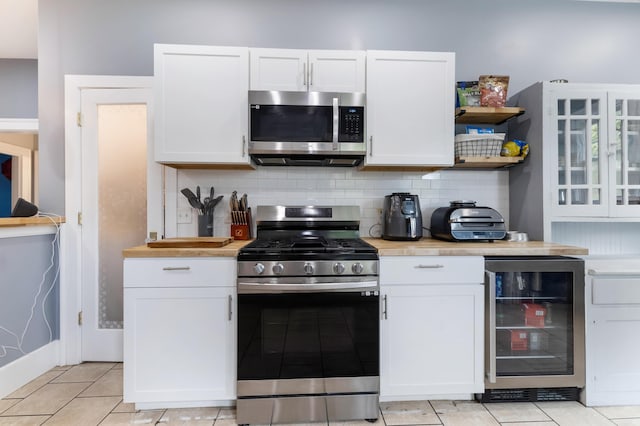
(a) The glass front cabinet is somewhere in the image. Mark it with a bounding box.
[548,86,640,218]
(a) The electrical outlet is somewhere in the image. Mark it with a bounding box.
[177,208,192,224]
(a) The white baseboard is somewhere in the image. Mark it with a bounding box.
[0,340,60,398]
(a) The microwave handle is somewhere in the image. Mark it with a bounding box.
[332,97,339,150]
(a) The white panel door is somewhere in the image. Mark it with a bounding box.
[365,50,455,167]
[79,88,158,361]
[380,284,484,399]
[547,88,609,217]
[308,50,366,93]
[608,91,640,217]
[123,286,235,403]
[155,44,250,165]
[249,48,307,91]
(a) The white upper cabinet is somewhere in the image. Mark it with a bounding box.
[509,83,640,241]
[249,48,366,93]
[154,44,252,167]
[364,50,455,168]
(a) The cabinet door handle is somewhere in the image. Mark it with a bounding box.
[162,266,190,271]
[486,271,497,383]
[228,295,233,321]
[242,135,246,157]
[415,264,444,269]
[303,62,307,87]
[382,294,388,320]
[310,62,314,86]
[369,136,373,156]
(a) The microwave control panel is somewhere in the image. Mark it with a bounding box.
[338,106,364,142]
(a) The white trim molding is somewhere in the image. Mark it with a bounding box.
[0,340,59,398]
[0,118,38,132]
[62,75,169,366]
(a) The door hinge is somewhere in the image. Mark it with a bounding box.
[77,212,82,226]
[78,311,83,326]
[77,112,82,127]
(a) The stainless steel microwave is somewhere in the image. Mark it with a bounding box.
[248,90,366,166]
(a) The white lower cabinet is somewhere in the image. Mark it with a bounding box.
[123,257,236,408]
[380,256,484,400]
[585,261,640,406]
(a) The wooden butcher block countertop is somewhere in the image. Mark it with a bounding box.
[123,238,253,258]
[365,238,588,256]
[123,237,588,258]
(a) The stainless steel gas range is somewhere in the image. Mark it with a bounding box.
[236,206,379,425]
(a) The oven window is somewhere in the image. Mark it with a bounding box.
[237,292,379,380]
[250,105,333,142]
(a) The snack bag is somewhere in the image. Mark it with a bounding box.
[479,75,510,107]
[466,126,494,134]
[456,81,480,107]
[501,139,529,157]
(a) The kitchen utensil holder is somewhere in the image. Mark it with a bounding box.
[197,214,214,237]
[231,208,252,240]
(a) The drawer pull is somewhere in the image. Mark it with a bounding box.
[415,264,444,269]
[162,266,191,271]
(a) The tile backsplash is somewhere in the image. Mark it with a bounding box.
[174,167,509,238]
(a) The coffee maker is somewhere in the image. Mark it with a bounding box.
[381,193,423,241]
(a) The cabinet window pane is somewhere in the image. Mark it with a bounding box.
[616,189,623,205]
[591,99,599,115]
[571,189,588,205]
[616,119,623,185]
[629,120,640,167]
[571,170,586,185]
[559,189,567,205]
[570,99,586,115]
[616,99,623,116]
[630,171,640,185]
[630,189,640,205]
[592,119,600,184]
[592,188,601,205]
[570,120,587,167]
[629,100,640,116]
[557,99,566,116]
[558,119,566,169]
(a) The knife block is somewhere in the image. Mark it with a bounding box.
[231,208,252,240]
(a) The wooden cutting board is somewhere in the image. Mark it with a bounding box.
[147,237,233,248]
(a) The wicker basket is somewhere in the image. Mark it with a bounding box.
[455,133,505,157]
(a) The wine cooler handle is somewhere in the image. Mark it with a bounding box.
[486,270,497,384]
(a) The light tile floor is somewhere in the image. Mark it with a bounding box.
[2,363,640,425]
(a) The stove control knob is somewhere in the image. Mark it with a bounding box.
[303,263,314,275]
[253,263,265,275]
[352,263,364,274]
[333,262,345,274]
[272,263,285,275]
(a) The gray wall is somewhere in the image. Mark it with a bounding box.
[0,59,37,119]
[0,234,59,368]
[0,0,627,368]
[38,0,640,214]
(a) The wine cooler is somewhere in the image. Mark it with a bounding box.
[480,256,585,402]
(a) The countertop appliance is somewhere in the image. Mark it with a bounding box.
[236,205,379,424]
[480,256,585,402]
[430,200,506,242]
[248,90,366,166]
[381,193,422,241]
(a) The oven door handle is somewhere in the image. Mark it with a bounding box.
[237,280,379,294]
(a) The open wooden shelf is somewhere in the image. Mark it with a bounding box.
[453,156,525,169]
[455,106,525,125]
